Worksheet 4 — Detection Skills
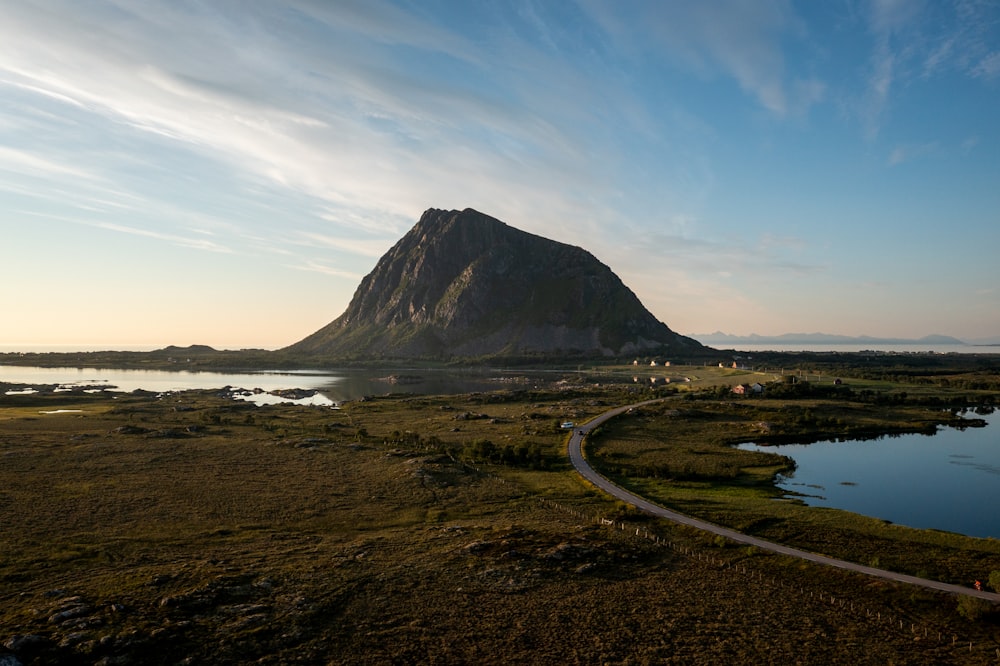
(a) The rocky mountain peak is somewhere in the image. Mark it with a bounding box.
[286,208,707,360]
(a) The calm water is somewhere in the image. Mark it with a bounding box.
[738,412,1000,539]
[0,365,537,405]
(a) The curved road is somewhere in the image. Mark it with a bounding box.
[569,399,1000,601]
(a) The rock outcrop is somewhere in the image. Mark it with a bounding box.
[286,208,707,360]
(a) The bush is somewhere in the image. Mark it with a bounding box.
[956,596,991,621]
[461,438,548,469]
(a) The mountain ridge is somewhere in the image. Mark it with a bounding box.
[691,332,968,346]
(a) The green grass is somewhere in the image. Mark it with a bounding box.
[585,398,1000,585]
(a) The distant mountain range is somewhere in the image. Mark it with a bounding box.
[690,332,973,346]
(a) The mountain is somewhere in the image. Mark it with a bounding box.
[691,332,967,346]
[286,208,707,360]
[152,344,219,354]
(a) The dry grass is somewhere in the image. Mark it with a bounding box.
[1,387,998,664]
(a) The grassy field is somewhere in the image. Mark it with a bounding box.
[584,399,1000,582]
[1,377,999,664]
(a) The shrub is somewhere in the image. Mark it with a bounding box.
[956,596,991,621]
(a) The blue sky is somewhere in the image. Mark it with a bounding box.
[1,0,998,349]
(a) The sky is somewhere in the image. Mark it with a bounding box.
[1,0,998,350]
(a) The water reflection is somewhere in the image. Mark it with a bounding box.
[0,365,543,404]
[738,412,1000,539]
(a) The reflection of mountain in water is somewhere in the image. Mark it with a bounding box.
[0,366,549,404]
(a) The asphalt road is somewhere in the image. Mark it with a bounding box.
[568,399,1000,601]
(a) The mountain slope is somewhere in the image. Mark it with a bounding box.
[287,208,706,359]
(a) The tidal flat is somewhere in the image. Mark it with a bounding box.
[1,382,999,664]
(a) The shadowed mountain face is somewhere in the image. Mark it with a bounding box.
[287,208,707,360]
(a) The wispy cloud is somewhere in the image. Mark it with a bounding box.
[972,51,1000,78]
[0,76,88,110]
[8,209,235,254]
[857,0,920,139]
[92,221,236,253]
[295,232,392,258]
[859,0,1000,137]
[887,141,938,166]
[290,260,365,281]
[581,0,810,116]
[0,0,789,259]
[0,146,100,181]
[608,224,823,295]
[860,44,895,139]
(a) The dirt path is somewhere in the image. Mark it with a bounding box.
[569,399,1000,601]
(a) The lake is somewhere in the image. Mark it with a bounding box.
[738,411,1000,539]
[0,365,542,406]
